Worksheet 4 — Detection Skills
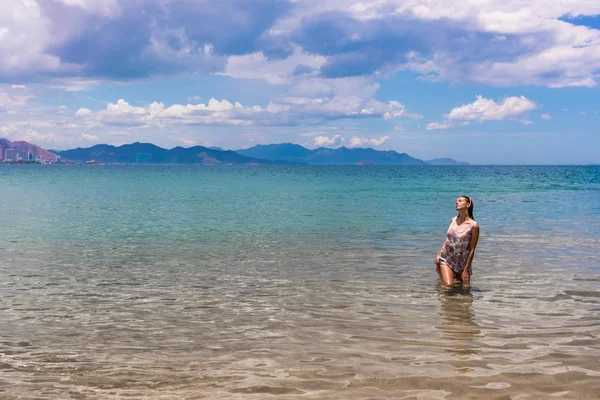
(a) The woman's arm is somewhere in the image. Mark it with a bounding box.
[463,224,480,274]
[434,217,455,264]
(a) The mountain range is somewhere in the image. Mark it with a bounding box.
[1,138,469,165]
[55,143,290,165]
[235,143,433,165]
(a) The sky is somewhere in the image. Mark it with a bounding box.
[1,0,599,164]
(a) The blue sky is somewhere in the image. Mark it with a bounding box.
[1,0,599,164]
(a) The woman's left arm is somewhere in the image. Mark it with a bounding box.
[465,224,480,272]
[462,224,480,285]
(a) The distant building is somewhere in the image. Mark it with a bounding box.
[0,146,4,160]
[28,151,33,161]
[5,148,15,161]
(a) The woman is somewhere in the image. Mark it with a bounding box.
[435,196,480,288]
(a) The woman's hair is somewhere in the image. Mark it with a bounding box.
[459,195,474,219]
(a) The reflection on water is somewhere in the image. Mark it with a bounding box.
[436,281,480,360]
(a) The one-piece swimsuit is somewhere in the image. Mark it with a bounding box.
[437,217,476,276]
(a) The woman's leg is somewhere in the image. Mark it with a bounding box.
[439,263,455,286]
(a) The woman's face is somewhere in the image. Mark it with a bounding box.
[455,196,470,212]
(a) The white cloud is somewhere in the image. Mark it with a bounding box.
[1,0,599,89]
[0,90,31,109]
[22,129,57,144]
[273,0,600,88]
[105,99,146,115]
[50,79,102,92]
[11,84,26,89]
[426,122,455,130]
[82,133,99,141]
[177,137,198,146]
[426,95,536,129]
[57,0,121,17]
[75,107,92,117]
[0,1,73,79]
[541,113,552,120]
[447,96,536,122]
[314,134,344,147]
[72,79,416,128]
[299,130,330,137]
[347,135,389,148]
[222,48,326,85]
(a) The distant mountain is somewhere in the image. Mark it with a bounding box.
[236,143,313,163]
[426,158,470,166]
[309,147,427,165]
[56,142,292,164]
[16,139,469,166]
[208,146,225,151]
[0,138,58,161]
[236,143,427,165]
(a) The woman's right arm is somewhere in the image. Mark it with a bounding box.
[434,217,453,264]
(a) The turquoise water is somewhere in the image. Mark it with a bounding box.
[1,165,599,398]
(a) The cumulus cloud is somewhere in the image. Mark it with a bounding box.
[278,0,600,87]
[75,107,92,117]
[446,96,537,122]
[314,134,343,147]
[72,78,415,128]
[0,90,31,110]
[541,113,552,120]
[427,95,537,129]
[0,1,70,79]
[81,133,99,141]
[1,0,289,81]
[177,137,198,146]
[1,0,599,88]
[222,47,325,84]
[347,135,389,148]
[310,134,390,148]
[22,129,58,144]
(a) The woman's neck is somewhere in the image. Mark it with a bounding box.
[457,211,470,223]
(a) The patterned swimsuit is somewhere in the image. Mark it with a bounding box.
[437,217,476,276]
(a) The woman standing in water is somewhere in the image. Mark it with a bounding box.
[435,196,480,288]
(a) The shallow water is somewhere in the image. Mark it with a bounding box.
[1,165,599,399]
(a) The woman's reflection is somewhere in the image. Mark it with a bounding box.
[436,281,480,361]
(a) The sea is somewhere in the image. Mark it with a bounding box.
[1,165,599,399]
